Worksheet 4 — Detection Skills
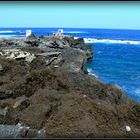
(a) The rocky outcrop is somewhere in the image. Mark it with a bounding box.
[0,49,36,63]
[0,64,3,71]
[13,95,30,111]
[0,36,92,60]
[0,35,139,138]
[0,123,46,138]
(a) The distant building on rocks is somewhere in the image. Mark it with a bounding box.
[26,30,32,37]
[53,29,64,37]
[52,29,70,38]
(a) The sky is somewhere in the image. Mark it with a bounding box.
[1,1,140,29]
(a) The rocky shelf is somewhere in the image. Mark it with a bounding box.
[0,34,139,138]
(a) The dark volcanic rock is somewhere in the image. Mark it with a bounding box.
[0,35,139,138]
[19,103,51,129]
[0,106,9,120]
[0,90,13,100]
[0,124,46,138]
[13,95,30,111]
[0,64,3,71]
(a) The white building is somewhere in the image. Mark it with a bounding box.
[53,29,64,37]
[26,30,32,37]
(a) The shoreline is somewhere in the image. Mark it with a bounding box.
[0,35,140,138]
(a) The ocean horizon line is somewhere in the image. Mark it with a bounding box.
[0,27,140,31]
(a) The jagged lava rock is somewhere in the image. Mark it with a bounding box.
[0,35,139,138]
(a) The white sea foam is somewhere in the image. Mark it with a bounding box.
[135,88,140,95]
[97,51,102,54]
[74,37,79,39]
[130,74,140,80]
[87,68,98,78]
[84,38,140,45]
[0,35,17,37]
[64,31,88,34]
[0,34,25,38]
[0,31,16,33]
[0,30,24,34]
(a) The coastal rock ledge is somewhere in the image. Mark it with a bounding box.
[0,35,139,138]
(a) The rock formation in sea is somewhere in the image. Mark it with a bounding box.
[0,34,139,138]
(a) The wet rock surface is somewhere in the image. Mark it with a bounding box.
[0,35,139,138]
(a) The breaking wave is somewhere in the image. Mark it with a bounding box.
[0,30,23,34]
[84,38,140,45]
[135,88,140,95]
[134,88,140,102]
[87,68,98,78]
[64,31,88,34]
[0,35,17,37]
[0,31,15,33]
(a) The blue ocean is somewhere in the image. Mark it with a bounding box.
[0,27,140,103]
